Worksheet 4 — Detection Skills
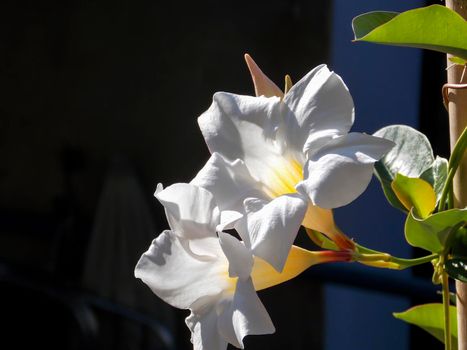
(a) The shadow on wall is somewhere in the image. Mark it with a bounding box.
[0,1,331,349]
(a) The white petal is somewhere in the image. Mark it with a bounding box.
[155,183,219,239]
[297,133,395,209]
[300,159,374,209]
[218,231,253,280]
[198,93,292,185]
[188,236,227,259]
[308,132,395,163]
[233,197,267,250]
[134,231,229,309]
[239,194,308,272]
[283,65,354,153]
[191,153,264,212]
[217,210,243,232]
[186,303,228,350]
[218,278,275,349]
[244,197,267,213]
[154,182,163,195]
[302,129,340,153]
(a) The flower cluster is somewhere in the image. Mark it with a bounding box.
[135,55,394,350]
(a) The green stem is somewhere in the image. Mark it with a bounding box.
[438,126,467,212]
[439,168,456,212]
[355,243,437,270]
[442,270,452,350]
[355,244,386,255]
[357,253,391,262]
[448,126,467,172]
[448,187,454,210]
[390,254,438,270]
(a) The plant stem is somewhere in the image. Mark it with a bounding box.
[438,167,456,212]
[446,1,467,348]
[443,270,452,350]
[448,126,467,172]
[438,126,467,212]
[390,254,438,270]
[448,188,454,210]
[355,243,388,255]
[355,243,437,269]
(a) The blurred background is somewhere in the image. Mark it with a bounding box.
[0,0,451,349]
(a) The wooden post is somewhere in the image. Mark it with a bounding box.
[445,1,467,349]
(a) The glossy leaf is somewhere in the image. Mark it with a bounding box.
[391,173,436,218]
[352,5,467,60]
[394,303,457,346]
[373,125,434,212]
[405,208,467,253]
[420,156,448,203]
[446,258,467,283]
[352,11,398,38]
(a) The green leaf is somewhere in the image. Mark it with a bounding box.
[352,5,467,60]
[446,258,467,283]
[391,173,436,218]
[394,303,457,346]
[405,208,467,253]
[374,125,434,178]
[373,125,434,212]
[352,11,398,38]
[420,156,449,203]
[373,169,407,212]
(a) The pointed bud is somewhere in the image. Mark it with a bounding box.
[244,53,283,98]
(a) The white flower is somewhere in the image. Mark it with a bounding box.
[137,229,275,350]
[135,183,326,350]
[193,59,394,271]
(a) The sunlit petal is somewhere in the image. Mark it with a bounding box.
[218,278,275,349]
[217,210,243,232]
[134,231,229,310]
[186,299,228,350]
[199,92,294,186]
[297,133,395,208]
[239,193,308,272]
[218,231,253,280]
[155,183,219,239]
[283,65,355,153]
[191,152,264,212]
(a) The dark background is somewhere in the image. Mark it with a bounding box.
[0,0,450,349]
[0,1,330,349]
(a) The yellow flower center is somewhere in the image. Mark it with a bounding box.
[262,157,303,199]
[224,276,238,295]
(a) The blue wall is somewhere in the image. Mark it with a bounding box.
[326,1,425,349]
